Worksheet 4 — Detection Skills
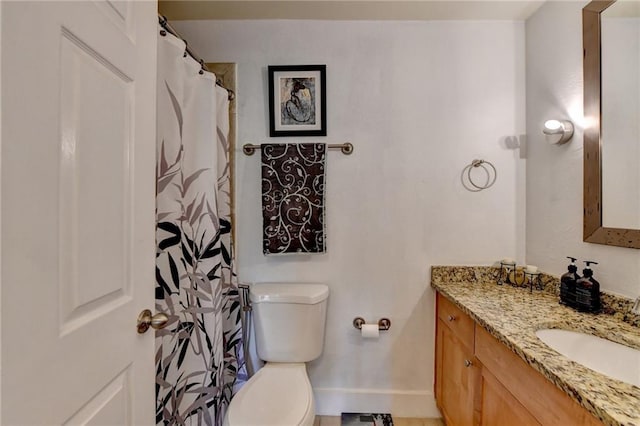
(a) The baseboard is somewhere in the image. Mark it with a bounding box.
[313,387,441,418]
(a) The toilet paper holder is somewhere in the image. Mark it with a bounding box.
[353,317,391,331]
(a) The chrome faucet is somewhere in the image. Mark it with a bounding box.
[632,297,640,315]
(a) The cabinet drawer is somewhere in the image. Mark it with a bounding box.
[437,293,474,347]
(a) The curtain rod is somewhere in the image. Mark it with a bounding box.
[158,15,235,101]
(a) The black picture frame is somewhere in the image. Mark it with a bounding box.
[268,65,327,137]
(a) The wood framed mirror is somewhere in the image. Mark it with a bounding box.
[583,0,640,248]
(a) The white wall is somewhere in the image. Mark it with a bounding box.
[526,2,640,298]
[174,19,525,416]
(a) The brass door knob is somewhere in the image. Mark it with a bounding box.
[137,309,169,334]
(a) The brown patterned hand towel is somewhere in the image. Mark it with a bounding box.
[261,143,326,254]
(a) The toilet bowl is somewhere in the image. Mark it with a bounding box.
[224,283,329,426]
[224,363,315,426]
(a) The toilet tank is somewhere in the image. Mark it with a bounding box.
[250,283,329,363]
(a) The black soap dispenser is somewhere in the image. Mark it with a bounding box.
[560,257,580,308]
[575,261,600,313]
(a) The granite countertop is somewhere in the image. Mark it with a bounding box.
[431,266,640,426]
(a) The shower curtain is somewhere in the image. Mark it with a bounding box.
[155,29,245,426]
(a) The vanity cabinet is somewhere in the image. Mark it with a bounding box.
[434,292,603,426]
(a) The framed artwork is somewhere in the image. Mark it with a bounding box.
[268,65,326,137]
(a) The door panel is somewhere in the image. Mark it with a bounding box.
[59,27,134,335]
[1,1,157,424]
[63,368,131,426]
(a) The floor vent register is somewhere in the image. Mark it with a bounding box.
[341,413,394,426]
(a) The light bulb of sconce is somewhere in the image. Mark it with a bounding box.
[543,120,562,133]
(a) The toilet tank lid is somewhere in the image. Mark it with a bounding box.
[250,283,329,304]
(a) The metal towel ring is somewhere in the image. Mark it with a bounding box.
[461,159,497,192]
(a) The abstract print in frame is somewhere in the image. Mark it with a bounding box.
[268,65,326,137]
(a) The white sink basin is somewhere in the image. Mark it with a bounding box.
[535,328,640,387]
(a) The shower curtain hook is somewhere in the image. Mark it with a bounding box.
[158,15,167,36]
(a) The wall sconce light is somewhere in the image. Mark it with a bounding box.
[543,119,574,145]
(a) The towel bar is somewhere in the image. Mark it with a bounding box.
[242,142,354,156]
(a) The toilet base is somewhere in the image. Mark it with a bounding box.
[224,363,315,426]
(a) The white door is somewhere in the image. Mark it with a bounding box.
[1,1,157,424]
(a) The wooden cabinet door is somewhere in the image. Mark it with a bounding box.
[480,369,541,426]
[436,318,478,426]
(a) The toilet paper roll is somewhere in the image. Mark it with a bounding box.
[361,324,379,339]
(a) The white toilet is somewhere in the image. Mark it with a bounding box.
[224,283,329,426]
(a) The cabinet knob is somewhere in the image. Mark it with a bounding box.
[464,359,473,367]
[447,315,456,322]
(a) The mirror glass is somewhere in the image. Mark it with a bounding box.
[583,0,640,248]
[601,2,640,229]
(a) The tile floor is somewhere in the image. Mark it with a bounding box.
[313,416,444,426]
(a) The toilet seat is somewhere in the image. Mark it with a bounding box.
[225,363,315,426]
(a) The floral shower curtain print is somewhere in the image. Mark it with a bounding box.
[155,29,244,426]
